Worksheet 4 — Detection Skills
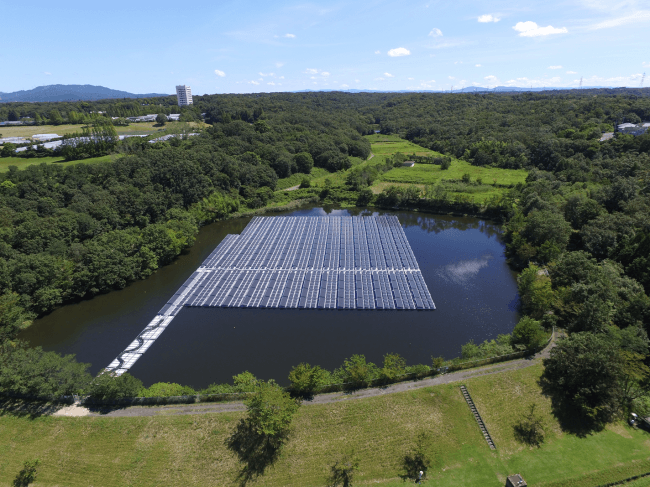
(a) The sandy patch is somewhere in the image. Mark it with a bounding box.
[53,405,91,417]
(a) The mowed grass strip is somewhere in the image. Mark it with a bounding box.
[379,162,527,187]
[1,364,650,486]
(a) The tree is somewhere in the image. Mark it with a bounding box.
[401,432,432,482]
[523,210,572,249]
[299,176,311,188]
[619,351,650,409]
[512,316,547,351]
[542,333,623,426]
[13,459,39,487]
[156,113,167,125]
[327,453,359,487]
[0,341,92,397]
[514,404,545,446]
[339,354,378,387]
[243,381,300,443]
[48,109,64,125]
[86,370,143,399]
[288,363,330,395]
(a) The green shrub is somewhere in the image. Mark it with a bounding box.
[86,370,144,400]
[299,176,311,188]
[512,316,547,351]
[379,353,407,382]
[407,364,431,377]
[233,371,260,391]
[336,354,378,387]
[288,363,331,394]
[140,382,196,397]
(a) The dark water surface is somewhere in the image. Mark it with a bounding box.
[20,207,519,388]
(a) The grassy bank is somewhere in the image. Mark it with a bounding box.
[0,121,208,139]
[1,364,648,486]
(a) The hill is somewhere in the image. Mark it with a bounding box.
[0,84,170,103]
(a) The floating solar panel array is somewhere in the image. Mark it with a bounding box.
[105,216,434,375]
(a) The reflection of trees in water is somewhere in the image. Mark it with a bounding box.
[339,207,502,239]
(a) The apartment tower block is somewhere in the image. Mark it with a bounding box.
[176,85,193,106]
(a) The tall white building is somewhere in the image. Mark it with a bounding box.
[176,85,193,106]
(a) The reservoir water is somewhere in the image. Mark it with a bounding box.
[20,207,520,388]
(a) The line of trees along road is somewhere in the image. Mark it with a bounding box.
[0,90,649,429]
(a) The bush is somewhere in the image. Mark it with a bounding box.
[512,316,547,351]
[13,459,39,487]
[379,353,407,382]
[431,356,445,370]
[140,382,196,397]
[288,363,330,395]
[407,364,431,377]
[299,176,311,188]
[86,370,144,400]
[336,354,378,387]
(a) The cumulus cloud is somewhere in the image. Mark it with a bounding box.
[250,80,260,85]
[408,77,414,80]
[475,64,482,67]
[321,71,330,77]
[513,21,568,37]
[384,72,394,77]
[214,69,226,77]
[478,14,500,22]
[375,77,385,81]
[448,76,455,80]
[429,28,443,37]
[375,50,381,54]
[267,82,276,85]
[259,72,275,77]
[643,61,650,67]
[566,70,578,74]
[44,71,51,75]
[341,84,349,88]
[305,68,319,74]
[354,79,360,83]
[275,62,285,68]
[548,65,562,69]
[275,33,296,38]
[387,47,410,57]
[485,75,498,82]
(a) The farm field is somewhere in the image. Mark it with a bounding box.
[0,154,116,172]
[1,364,648,486]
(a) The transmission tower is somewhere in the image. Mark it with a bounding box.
[579,76,583,89]
[641,73,646,88]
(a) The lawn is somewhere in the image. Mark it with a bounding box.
[1,364,649,486]
[0,121,208,139]
[379,161,527,187]
[0,155,117,172]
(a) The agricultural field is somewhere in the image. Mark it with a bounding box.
[0,154,117,172]
[1,364,648,486]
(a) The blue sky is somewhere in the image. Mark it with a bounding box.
[2,0,649,95]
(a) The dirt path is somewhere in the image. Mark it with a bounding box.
[284,184,301,191]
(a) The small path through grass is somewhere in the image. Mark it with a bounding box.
[60,337,556,418]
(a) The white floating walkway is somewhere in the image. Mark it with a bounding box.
[105,216,435,375]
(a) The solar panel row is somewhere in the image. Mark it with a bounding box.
[105,216,435,376]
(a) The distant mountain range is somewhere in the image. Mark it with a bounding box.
[0,85,170,103]
[297,86,612,94]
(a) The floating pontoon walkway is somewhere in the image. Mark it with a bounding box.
[105,216,435,375]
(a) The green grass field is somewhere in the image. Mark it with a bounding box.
[0,121,208,139]
[365,134,528,203]
[1,364,648,486]
[0,154,117,172]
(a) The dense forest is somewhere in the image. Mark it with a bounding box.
[1,89,650,426]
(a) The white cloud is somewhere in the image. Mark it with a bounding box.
[384,72,394,77]
[275,33,296,38]
[429,28,443,37]
[375,77,385,81]
[588,11,650,30]
[375,50,381,54]
[321,71,330,77]
[44,71,51,75]
[387,47,410,57]
[258,72,274,77]
[267,82,276,86]
[275,62,284,68]
[484,75,498,82]
[310,76,317,79]
[250,81,260,85]
[478,14,500,23]
[513,21,568,37]
[566,70,578,74]
[279,76,285,79]
[341,84,349,88]
[408,77,414,80]
[449,76,455,80]
[548,65,562,69]
[643,61,650,67]
[354,79,360,83]
[475,64,482,67]
[454,61,463,64]
[305,68,319,74]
